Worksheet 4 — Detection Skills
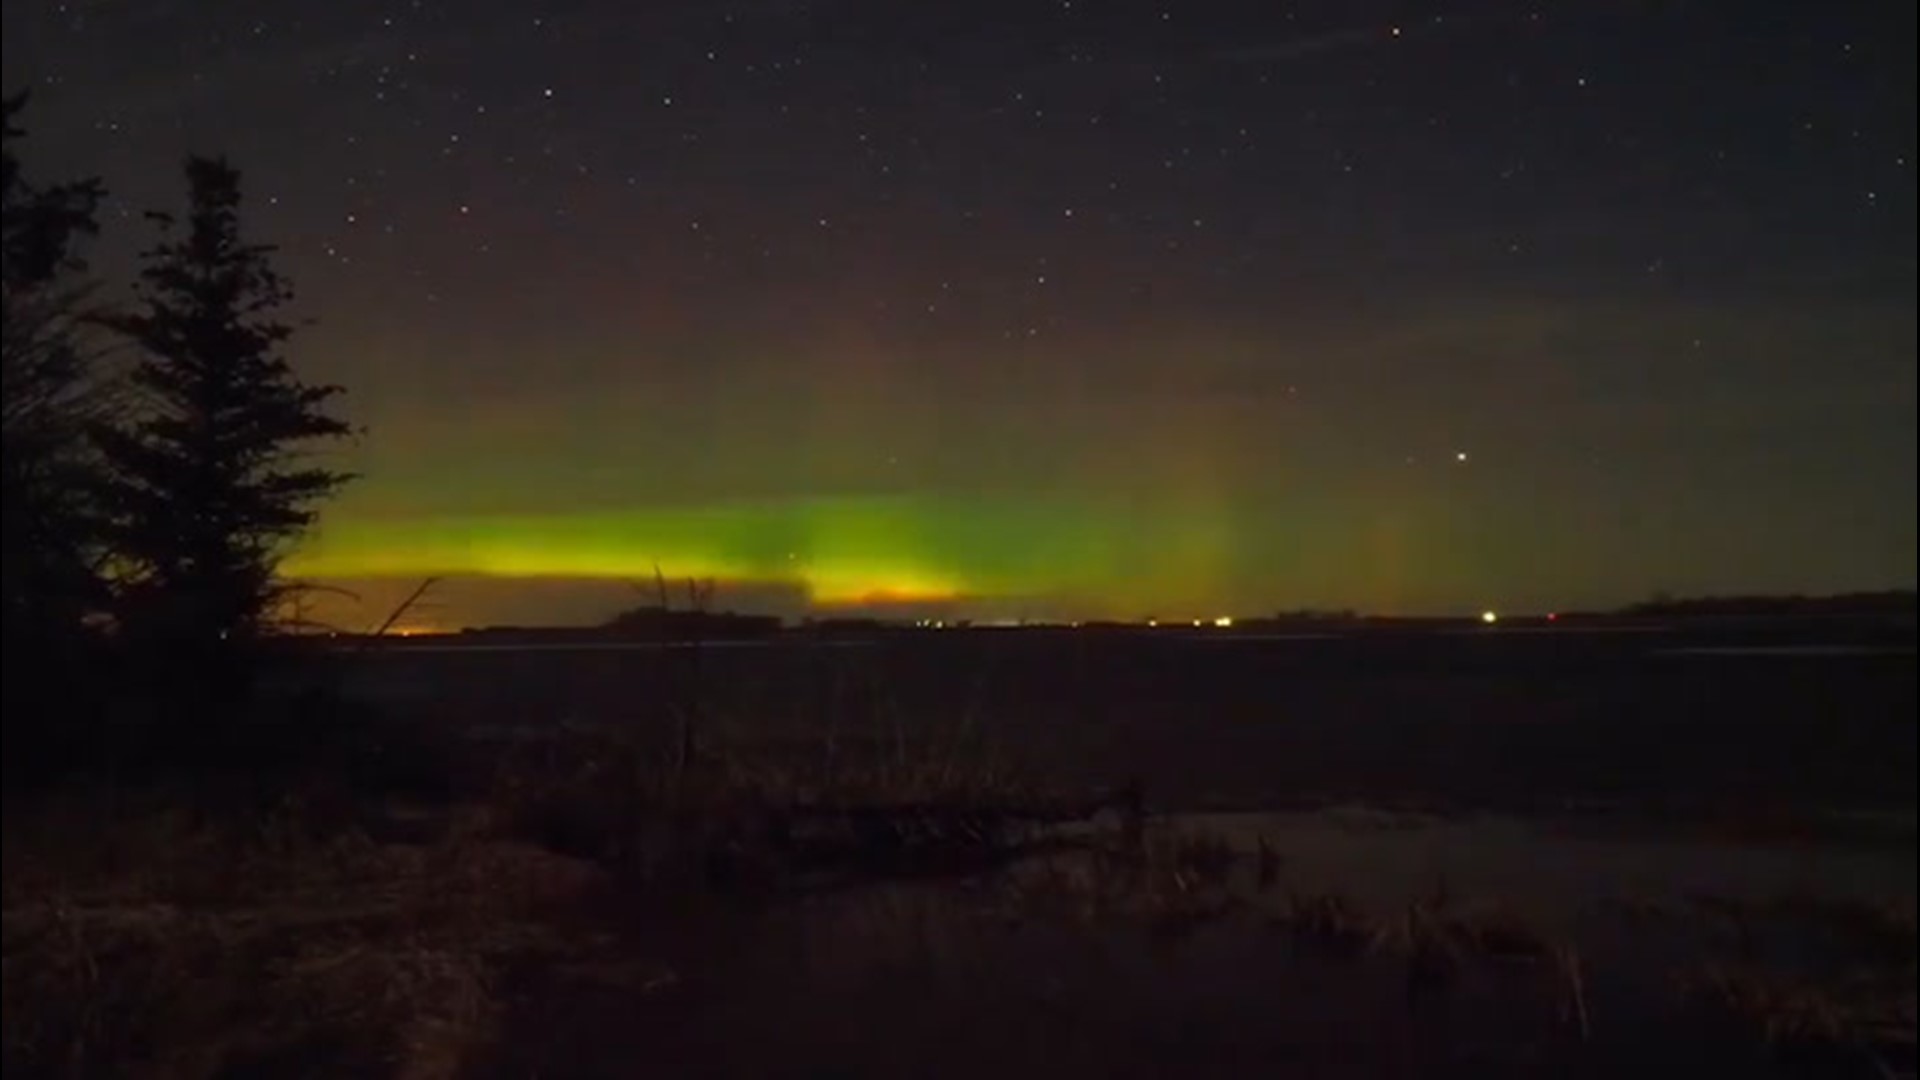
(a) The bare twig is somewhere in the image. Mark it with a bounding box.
[1556,943,1591,1040]
[364,577,441,640]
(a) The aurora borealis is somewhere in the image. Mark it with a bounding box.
[6,2,1914,629]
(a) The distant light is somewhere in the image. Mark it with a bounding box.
[1481,610,1499,625]
[1389,25,1402,37]
[1547,612,1559,622]
[1192,619,1203,627]
[1146,618,1158,628]
[1213,616,1234,628]
[1455,451,1469,463]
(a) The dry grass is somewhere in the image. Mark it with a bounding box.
[1445,903,1556,963]
[1684,962,1916,1063]
[1,788,600,1079]
[14,710,1906,1079]
[1689,964,1854,1045]
[1274,886,1598,1038]
[1282,888,1375,955]
[480,710,1089,897]
[0,710,1066,1080]
[989,824,1250,942]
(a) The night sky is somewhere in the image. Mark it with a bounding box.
[5,1,1914,628]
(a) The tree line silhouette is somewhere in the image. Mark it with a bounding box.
[3,94,353,779]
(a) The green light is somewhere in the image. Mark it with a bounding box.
[287,493,1234,610]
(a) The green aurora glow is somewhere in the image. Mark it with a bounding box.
[11,4,1914,631]
[280,290,1913,629]
[281,291,1916,630]
[289,494,1242,612]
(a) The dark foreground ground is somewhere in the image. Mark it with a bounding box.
[348,619,1918,821]
[7,618,1913,1078]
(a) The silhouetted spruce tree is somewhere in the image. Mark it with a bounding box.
[2,92,111,766]
[99,156,351,721]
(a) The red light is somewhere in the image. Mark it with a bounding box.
[1547,612,1559,622]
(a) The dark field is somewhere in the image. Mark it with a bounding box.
[346,620,1916,1077]
[349,621,1918,821]
[11,620,1913,1078]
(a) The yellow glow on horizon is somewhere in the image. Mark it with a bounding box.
[280,492,1266,619]
[811,585,960,607]
[800,558,962,605]
[288,543,961,608]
